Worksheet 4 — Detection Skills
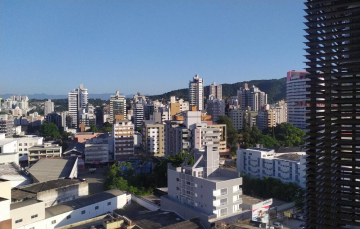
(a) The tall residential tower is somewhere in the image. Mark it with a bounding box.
[68,84,88,128]
[110,90,126,123]
[189,74,204,111]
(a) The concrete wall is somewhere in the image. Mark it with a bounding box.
[0,180,11,199]
[0,199,10,222]
[11,201,46,229]
[37,181,88,207]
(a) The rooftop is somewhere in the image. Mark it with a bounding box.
[0,164,28,183]
[45,189,126,218]
[115,202,190,229]
[275,153,304,162]
[28,158,77,183]
[12,179,85,201]
[63,142,85,154]
[241,195,264,206]
[75,132,98,135]
[272,146,304,153]
[0,138,17,146]
[10,199,41,210]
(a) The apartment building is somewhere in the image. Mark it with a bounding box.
[236,147,306,188]
[0,119,14,138]
[189,74,204,111]
[162,143,244,228]
[68,84,88,129]
[17,136,43,162]
[206,96,225,122]
[229,109,243,131]
[44,99,54,117]
[141,120,165,157]
[28,143,62,165]
[110,90,126,124]
[206,82,222,100]
[84,144,109,164]
[113,119,134,159]
[133,102,144,128]
[237,84,267,112]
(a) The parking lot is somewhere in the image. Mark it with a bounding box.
[78,166,110,195]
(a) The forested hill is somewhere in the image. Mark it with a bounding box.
[149,77,287,103]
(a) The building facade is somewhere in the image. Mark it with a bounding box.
[84,144,109,164]
[286,71,309,130]
[229,109,244,131]
[206,96,225,122]
[110,90,126,124]
[189,74,204,111]
[206,82,222,100]
[68,84,89,129]
[236,148,306,188]
[141,121,165,157]
[44,99,54,117]
[304,1,360,228]
[237,84,267,112]
[162,143,244,228]
[113,119,134,160]
[28,143,62,165]
[0,119,14,138]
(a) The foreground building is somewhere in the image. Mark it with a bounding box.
[304,1,360,228]
[162,142,244,227]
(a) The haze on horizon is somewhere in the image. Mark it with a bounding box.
[0,0,307,95]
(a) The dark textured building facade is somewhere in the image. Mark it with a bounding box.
[304,0,360,228]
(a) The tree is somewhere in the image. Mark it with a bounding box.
[101,122,112,133]
[88,124,99,133]
[38,123,61,139]
[257,135,279,148]
[217,115,238,154]
[135,126,142,133]
[264,123,305,147]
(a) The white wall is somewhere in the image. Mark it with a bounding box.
[0,199,10,222]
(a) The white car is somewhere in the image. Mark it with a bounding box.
[273,222,283,228]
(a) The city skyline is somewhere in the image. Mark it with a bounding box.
[1,0,306,95]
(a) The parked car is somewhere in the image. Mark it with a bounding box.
[298,223,305,229]
[272,222,283,229]
[296,214,307,221]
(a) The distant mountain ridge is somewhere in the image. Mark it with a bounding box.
[2,77,286,103]
[148,77,287,103]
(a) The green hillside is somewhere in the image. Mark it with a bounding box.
[149,77,286,103]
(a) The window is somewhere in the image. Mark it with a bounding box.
[107,202,111,205]
[31,214,38,219]
[67,215,71,219]
[24,143,27,146]
[95,206,99,210]
[176,178,179,182]
[220,198,227,206]
[221,188,227,195]
[81,210,86,214]
[29,227,35,229]
[19,143,22,146]
[51,220,56,224]
[24,148,27,151]
[220,208,228,216]
[19,148,22,151]
[15,219,23,224]
[29,143,33,146]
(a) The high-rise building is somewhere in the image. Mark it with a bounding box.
[44,99,54,117]
[237,84,267,111]
[229,109,243,131]
[286,71,309,130]
[110,90,126,124]
[206,96,225,122]
[304,1,360,228]
[113,119,134,160]
[68,84,88,128]
[141,120,165,157]
[189,74,204,111]
[206,82,222,100]
[133,102,144,129]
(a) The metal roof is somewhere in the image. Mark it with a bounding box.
[45,189,126,218]
[28,158,77,183]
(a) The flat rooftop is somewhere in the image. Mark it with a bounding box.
[45,189,126,218]
[0,164,28,183]
[29,145,61,150]
[276,153,303,162]
[114,202,186,229]
[0,138,17,145]
[241,195,264,206]
[10,199,41,210]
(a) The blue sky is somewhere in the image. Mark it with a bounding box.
[1,0,307,95]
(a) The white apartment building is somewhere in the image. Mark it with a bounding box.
[110,90,126,123]
[68,84,89,129]
[0,134,18,164]
[84,144,109,164]
[113,119,134,160]
[28,143,62,165]
[44,99,54,117]
[236,147,306,188]
[189,74,204,111]
[286,71,309,130]
[17,136,44,162]
[162,143,244,228]
[229,109,243,131]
